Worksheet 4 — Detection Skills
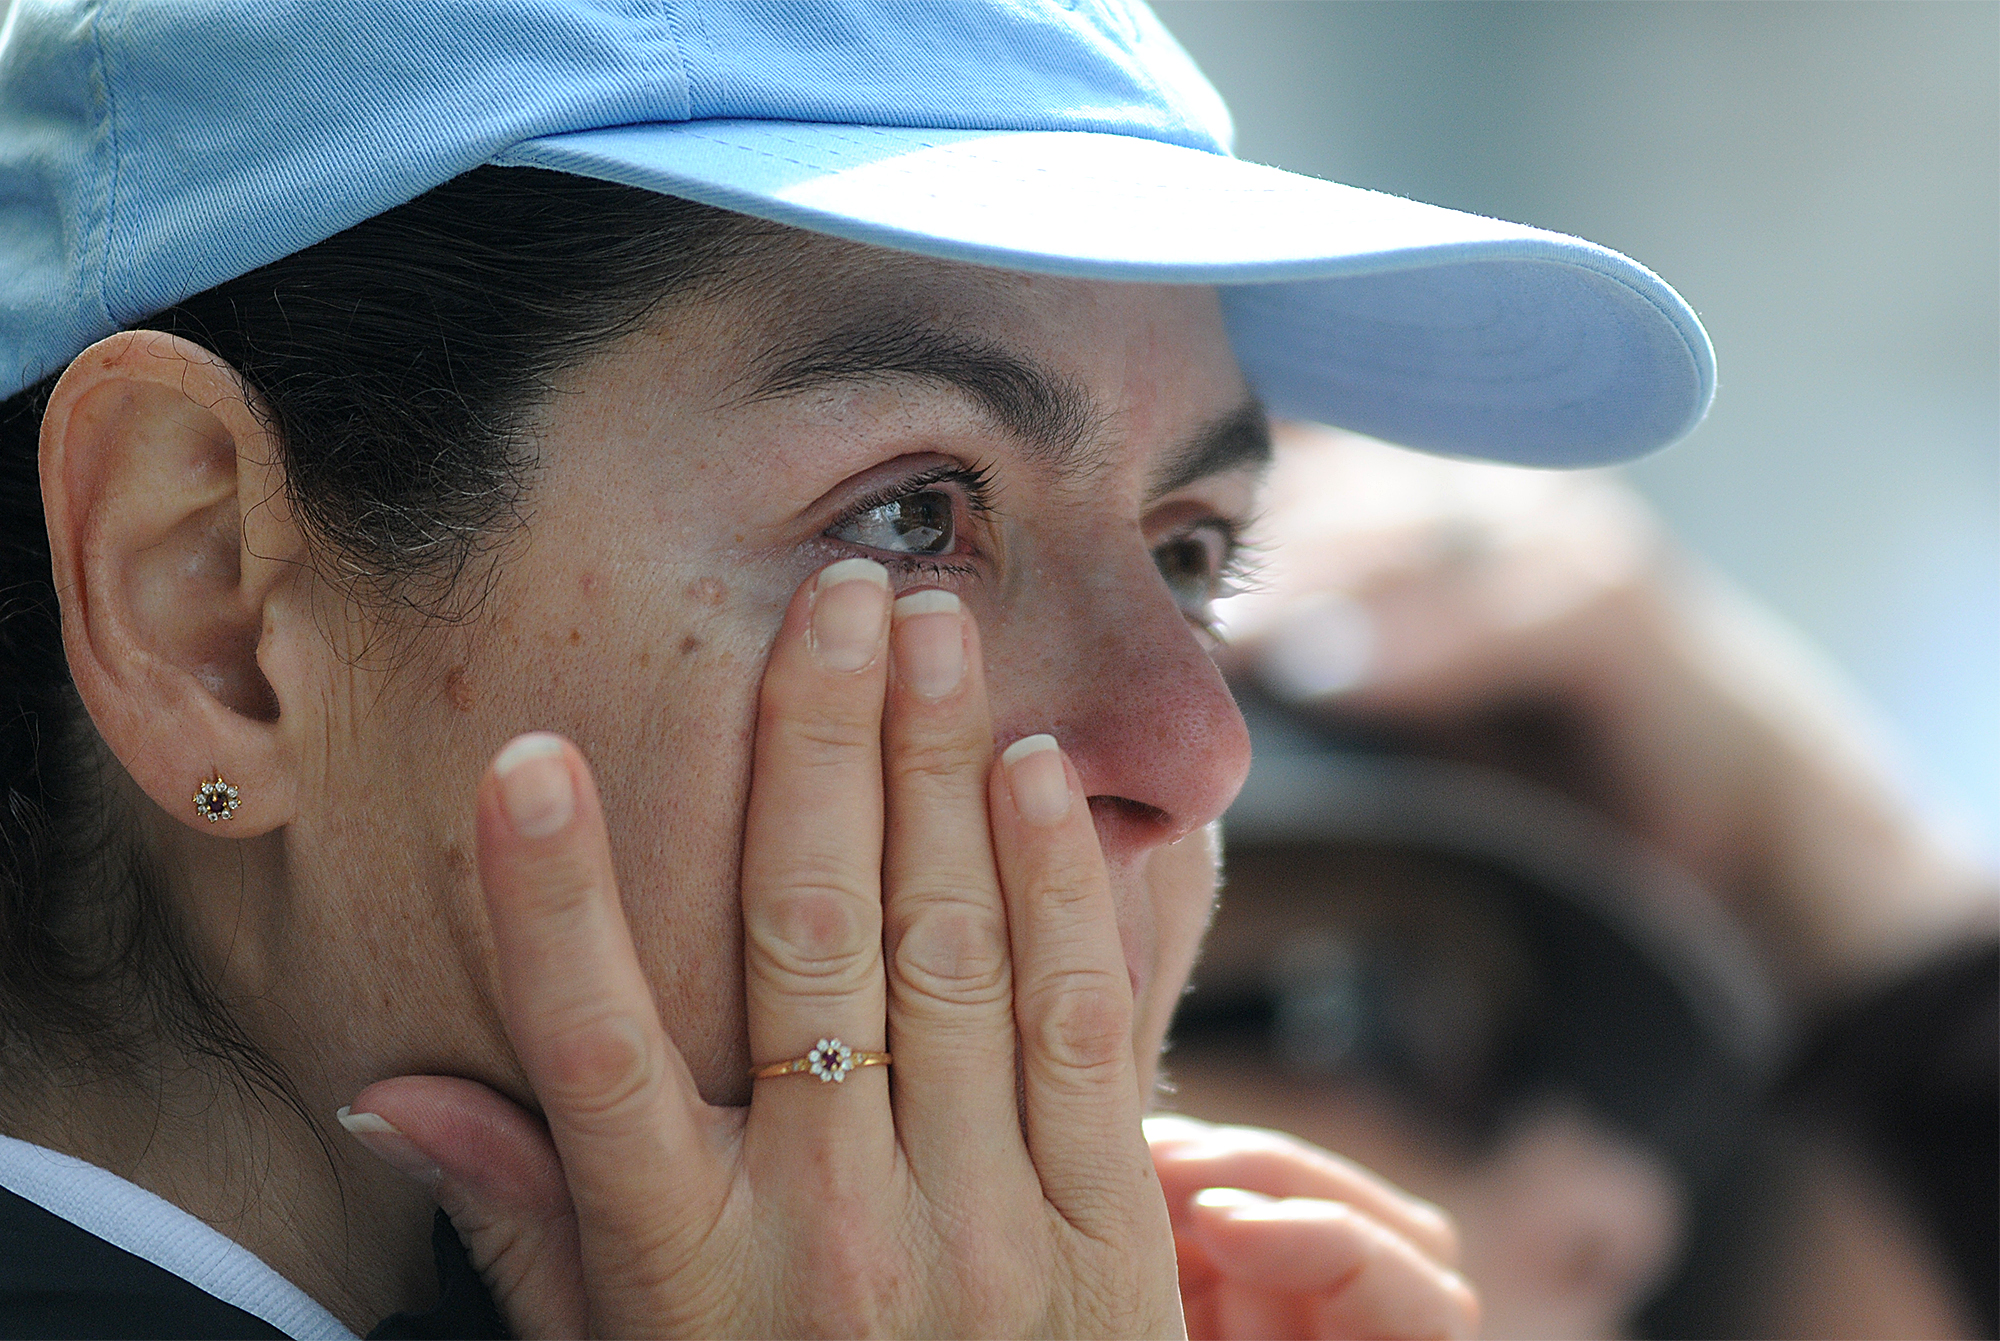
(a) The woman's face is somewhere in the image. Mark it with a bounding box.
[280,240,1262,1109]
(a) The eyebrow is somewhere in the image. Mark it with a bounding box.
[740,319,1101,469]
[739,316,1272,492]
[1146,397,1272,501]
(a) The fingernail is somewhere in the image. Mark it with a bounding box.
[337,1107,442,1187]
[811,558,890,673]
[892,589,964,699]
[493,732,573,839]
[1002,734,1072,825]
[1193,1186,1271,1211]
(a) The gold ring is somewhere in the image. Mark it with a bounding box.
[750,1036,890,1084]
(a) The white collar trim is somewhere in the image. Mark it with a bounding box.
[0,1132,355,1339]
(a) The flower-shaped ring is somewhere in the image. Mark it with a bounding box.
[750,1036,891,1084]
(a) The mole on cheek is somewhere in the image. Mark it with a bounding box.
[680,634,701,657]
[442,665,473,712]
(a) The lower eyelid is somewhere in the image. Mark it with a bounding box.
[883,556,975,581]
[811,534,980,589]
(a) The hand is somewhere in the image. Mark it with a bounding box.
[1146,1116,1477,1341]
[1222,424,1994,1003]
[344,561,1182,1337]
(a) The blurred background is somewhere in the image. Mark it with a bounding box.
[1149,8,1997,1337]
[1153,0,1998,855]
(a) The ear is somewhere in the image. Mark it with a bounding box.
[40,330,309,835]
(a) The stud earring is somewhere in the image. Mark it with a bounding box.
[193,774,241,823]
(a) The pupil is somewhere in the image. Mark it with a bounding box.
[889,491,950,552]
[833,488,958,556]
[1157,537,1211,611]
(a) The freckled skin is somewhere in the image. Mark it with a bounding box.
[273,244,1257,1121]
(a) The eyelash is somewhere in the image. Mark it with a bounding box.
[1216,531,1268,633]
[841,461,998,522]
[1211,523,1259,596]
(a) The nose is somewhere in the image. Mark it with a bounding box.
[988,547,1251,864]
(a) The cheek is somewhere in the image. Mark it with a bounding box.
[1131,825,1222,1089]
[395,559,783,1102]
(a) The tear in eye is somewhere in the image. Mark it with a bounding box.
[832,489,954,556]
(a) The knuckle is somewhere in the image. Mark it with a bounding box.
[795,1200,903,1330]
[533,1010,659,1125]
[940,1275,1021,1335]
[888,731,988,789]
[514,843,604,920]
[1023,970,1131,1075]
[1018,847,1107,913]
[771,702,881,762]
[890,899,1010,1007]
[747,883,879,986]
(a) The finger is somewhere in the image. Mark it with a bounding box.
[988,734,1153,1228]
[477,732,722,1327]
[1191,1189,1479,1340]
[740,560,894,1156]
[879,590,1022,1180]
[343,1076,585,1340]
[1178,1277,1224,1341]
[1142,1111,1215,1152]
[1212,1278,1312,1341]
[1149,1120,1459,1267]
[1173,1225,1228,1341]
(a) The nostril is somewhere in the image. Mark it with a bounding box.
[1087,794,1173,837]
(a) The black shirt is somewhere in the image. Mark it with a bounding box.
[0,1191,506,1340]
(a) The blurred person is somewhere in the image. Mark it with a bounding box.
[1158,425,1998,1339]
[1218,426,1996,1012]
[1158,711,1779,1340]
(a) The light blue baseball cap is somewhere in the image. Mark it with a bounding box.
[0,0,1714,466]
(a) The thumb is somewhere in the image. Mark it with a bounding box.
[343,1075,587,1340]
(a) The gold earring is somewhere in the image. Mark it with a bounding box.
[193,774,241,823]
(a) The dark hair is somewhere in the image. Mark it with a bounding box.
[0,167,779,1100]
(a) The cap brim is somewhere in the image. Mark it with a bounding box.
[494,121,1714,467]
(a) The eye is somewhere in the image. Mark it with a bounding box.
[824,462,995,565]
[831,488,955,556]
[1153,520,1241,626]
